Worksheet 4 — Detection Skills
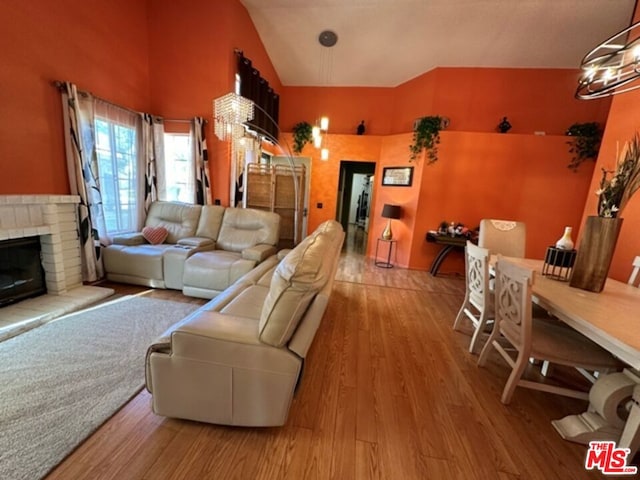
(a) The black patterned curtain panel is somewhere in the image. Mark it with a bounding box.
[141,113,162,214]
[193,117,212,205]
[60,82,105,282]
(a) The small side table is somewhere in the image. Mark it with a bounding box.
[375,238,397,268]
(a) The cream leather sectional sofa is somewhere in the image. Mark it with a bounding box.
[103,201,280,298]
[145,219,345,427]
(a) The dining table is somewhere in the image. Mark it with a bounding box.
[491,256,640,458]
[497,257,640,369]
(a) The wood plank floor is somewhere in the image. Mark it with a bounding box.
[44,251,628,479]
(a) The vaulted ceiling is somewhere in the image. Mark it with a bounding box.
[240,0,636,87]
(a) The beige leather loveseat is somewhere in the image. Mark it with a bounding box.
[103,201,280,294]
[145,220,344,427]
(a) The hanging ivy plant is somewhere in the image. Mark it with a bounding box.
[566,122,602,171]
[409,116,448,163]
[292,121,313,154]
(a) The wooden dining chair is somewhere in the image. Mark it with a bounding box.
[453,242,493,353]
[477,258,621,404]
[629,255,640,287]
[478,219,526,258]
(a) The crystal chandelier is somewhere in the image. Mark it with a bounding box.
[213,92,254,141]
[212,91,302,243]
[576,21,640,100]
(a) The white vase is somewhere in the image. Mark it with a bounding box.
[555,226,574,250]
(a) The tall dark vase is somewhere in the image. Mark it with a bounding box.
[569,216,624,292]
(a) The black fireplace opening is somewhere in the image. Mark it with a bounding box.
[0,237,46,308]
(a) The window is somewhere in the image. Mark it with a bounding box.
[163,133,193,203]
[95,118,138,234]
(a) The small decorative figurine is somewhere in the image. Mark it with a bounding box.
[497,117,512,133]
[357,120,365,135]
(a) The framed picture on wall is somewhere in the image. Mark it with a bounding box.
[382,166,414,187]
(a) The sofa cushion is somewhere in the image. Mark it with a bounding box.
[220,285,270,319]
[142,226,169,245]
[184,251,257,293]
[104,244,176,281]
[258,220,342,347]
[145,201,201,244]
[195,205,226,240]
[216,208,280,252]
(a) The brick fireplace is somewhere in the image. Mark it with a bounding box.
[0,195,113,340]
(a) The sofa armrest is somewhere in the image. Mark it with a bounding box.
[277,249,292,260]
[112,232,145,246]
[177,237,216,248]
[172,311,261,348]
[242,244,277,263]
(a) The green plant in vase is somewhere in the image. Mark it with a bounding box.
[409,116,447,163]
[566,122,602,171]
[291,121,313,155]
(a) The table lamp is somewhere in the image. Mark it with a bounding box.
[381,204,401,240]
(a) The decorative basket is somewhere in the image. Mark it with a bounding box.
[542,246,577,282]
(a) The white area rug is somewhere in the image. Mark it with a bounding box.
[0,295,199,480]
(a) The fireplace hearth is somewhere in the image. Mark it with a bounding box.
[0,195,113,341]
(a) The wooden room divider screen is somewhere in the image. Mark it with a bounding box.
[245,163,305,248]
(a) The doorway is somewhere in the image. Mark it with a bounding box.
[336,161,376,254]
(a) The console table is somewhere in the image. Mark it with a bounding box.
[425,232,469,276]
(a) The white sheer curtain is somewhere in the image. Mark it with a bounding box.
[93,100,144,234]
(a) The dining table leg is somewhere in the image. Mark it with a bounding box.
[551,369,640,459]
[619,384,640,456]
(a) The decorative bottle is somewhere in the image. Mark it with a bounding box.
[555,226,574,250]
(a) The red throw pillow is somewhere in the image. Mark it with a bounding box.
[142,226,169,245]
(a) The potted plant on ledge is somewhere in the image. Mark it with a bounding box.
[409,115,448,163]
[292,121,313,155]
[566,122,602,171]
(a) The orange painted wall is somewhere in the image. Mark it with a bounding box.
[407,132,595,271]
[280,87,394,135]
[390,69,437,133]
[367,134,424,268]
[361,132,593,271]
[278,68,610,271]
[391,68,611,134]
[147,0,282,206]
[279,68,611,138]
[279,67,609,270]
[435,68,612,134]
[0,0,150,195]
[576,5,640,282]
